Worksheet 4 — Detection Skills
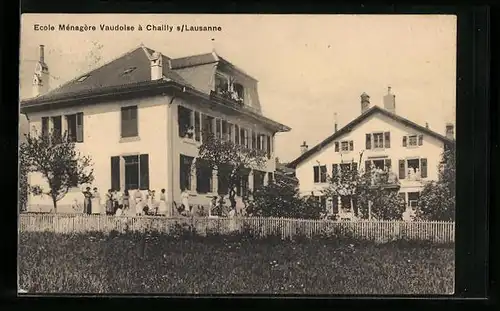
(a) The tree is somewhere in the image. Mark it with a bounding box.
[197,133,266,209]
[249,178,325,219]
[415,145,456,221]
[323,152,405,220]
[18,156,29,212]
[20,130,94,213]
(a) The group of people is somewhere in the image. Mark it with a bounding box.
[78,186,254,218]
[80,187,170,216]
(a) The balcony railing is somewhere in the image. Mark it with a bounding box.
[369,169,400,190]
[211,89,244,106]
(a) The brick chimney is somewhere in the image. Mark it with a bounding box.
[383,86,396,114]
[32,45,50,97]
[150,51,163,80]
[300,141,308,154]
[361,92,370,114]
[445,123,454,140]
[334,112,338,132]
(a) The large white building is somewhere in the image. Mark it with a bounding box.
[287,88,455,220]
[21,45,290,213]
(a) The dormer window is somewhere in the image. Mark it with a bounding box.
[215,74,229,93]
[76,75,89,82]
[214,72,244,104]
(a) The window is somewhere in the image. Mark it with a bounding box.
[227,123,233,142]
[217,164,232,195]
[202,115,214,142]
[235,125,240,144]
[403,134,423,147]
[373,133,384,149]
[178,106,193,139]
[335,140,354,152]
[256,133,262,150]
[236,170,250,197]
[267,172,274,184]
[408,192,420,209]
[180,155,193,191]
[119,154,150,191]
[66,112,84,142]
[314,196,327,209]
[215,74,229,93]
[196,159,213,194]
[365,158,391,173]
[341,195,352,211]
[253,170,265,190]
[233,83,244,100]
[124,155,139,190]
[51,116,62,136]
[266,135,271,158]
[252,131,257,149]
[215,119,222,139]
[41,117,49,138]
[194,111,201,142]
[399,192,406,205]
[221,120,229,141]
[398,158,428,180]
[121,106,138,138]
[366,132,391,149]
[313,165,327,183]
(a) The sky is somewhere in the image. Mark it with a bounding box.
[19,14,457,162]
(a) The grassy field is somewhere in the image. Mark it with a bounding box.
[18,230,455,295]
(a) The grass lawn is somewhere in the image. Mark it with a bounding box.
[18,231,454,295]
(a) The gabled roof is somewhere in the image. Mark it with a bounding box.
[22,45,192,103]
[287,105,455,169]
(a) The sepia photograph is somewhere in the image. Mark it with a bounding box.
[18,14,456,295]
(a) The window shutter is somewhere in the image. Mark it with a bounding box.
[320,165,327,182]
[365,161,371,173]
[385,159,392,169]
[365,134,372,149]
[111,156,120,191]
[349,140,354,151]
[398,160,406,179]
[139,154,150,190]
[384,132,391,148]
[420,158,428,178]
[418,134,423,146]
[313,166,319,183]
[334,142,339,152]
[216,119,221,139]
[402,136,407,147]
[332,164,339,178]
[352,162,358,173]
[76,112,84,142]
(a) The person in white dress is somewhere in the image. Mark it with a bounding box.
[228,207,236,231]
[135,190,144,216]
[157,189,168,216]
[181,188,190,215]
[91,188,101,214]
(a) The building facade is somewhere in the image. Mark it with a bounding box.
[21,45,290,213]
[288,88,455,220]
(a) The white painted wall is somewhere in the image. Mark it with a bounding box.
[25,94,170,212]
[24,94,278,212]
[295,112,446,197]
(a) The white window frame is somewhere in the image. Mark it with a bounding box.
[372,132,384,149]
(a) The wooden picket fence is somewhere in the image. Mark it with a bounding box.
[18,213,455,243]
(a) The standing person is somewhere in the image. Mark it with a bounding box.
[228,206,236,231]
[105,189,114,216]
[135,190,144,216]
[91,187,101,215]
[209,196,217,217]
[158,189,168,216]
[181,188,190,215]
[82,187,93,215]
[122,189,130,214]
